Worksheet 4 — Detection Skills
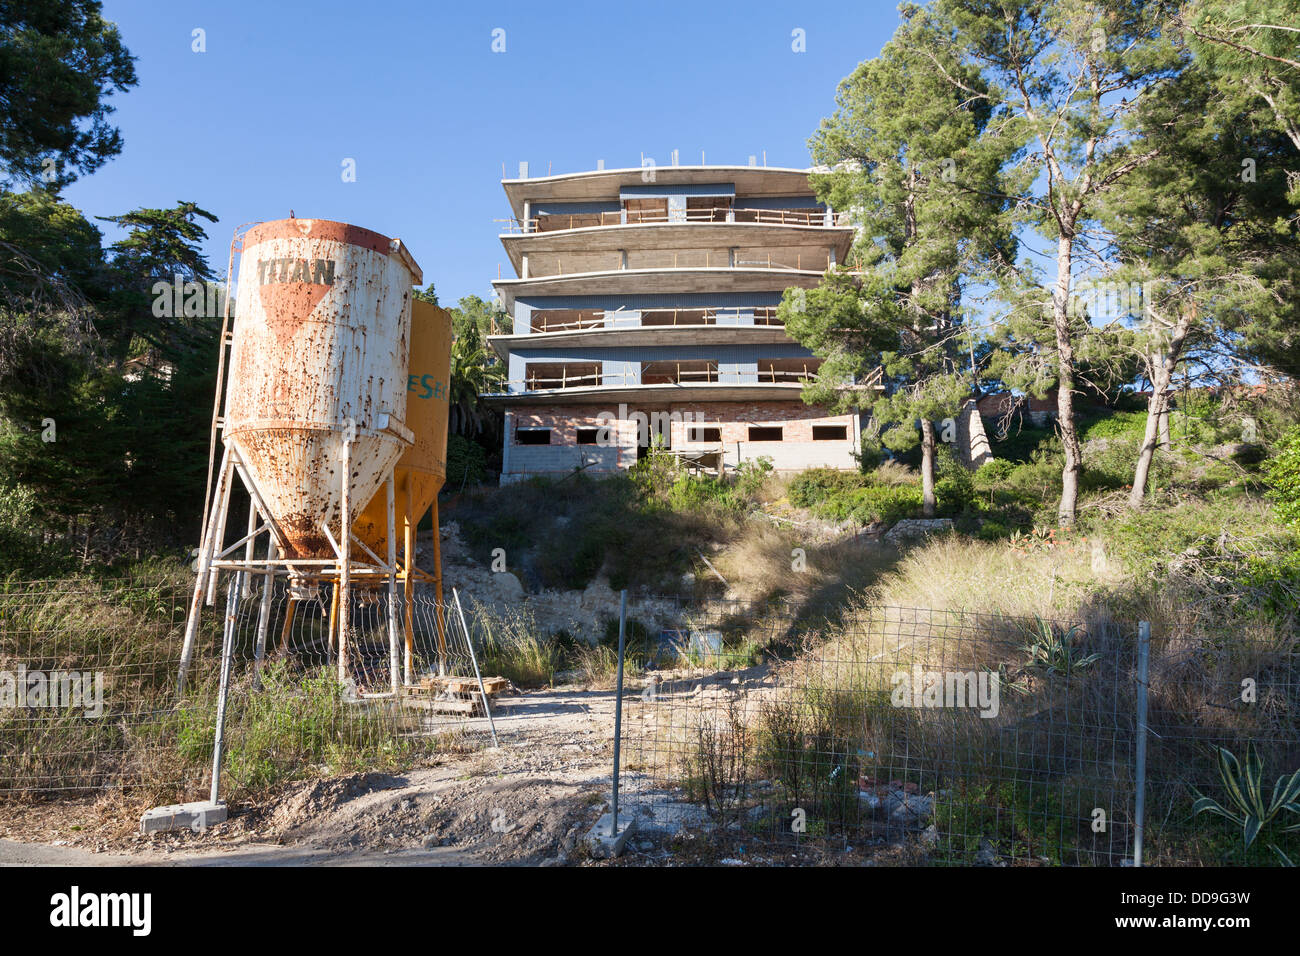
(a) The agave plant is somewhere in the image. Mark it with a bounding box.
[1192,742,1300,855]
[1021,616,1101,678]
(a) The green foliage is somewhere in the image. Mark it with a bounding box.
[787,468,868,508]
[813,483,924,526]
[0,0,138,189]
[447,293,510,338]
[1264,428,1300,528]
[1020,617,1101,679]
[1193,742,1300,856]
[934,444,975,512]
[474,605,562,688]
[733,456,774,496]
[974,458,1015,486]
[448,321,504,437]
[1078,410,1148,441]
[175,663,420,792]
[0,482,75,577]
[445,434,487,488]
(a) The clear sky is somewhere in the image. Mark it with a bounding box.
[60,0,899,305]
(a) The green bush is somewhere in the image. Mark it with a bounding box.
[1004,450,1062,504]
[788,468,867,508]
[733,456,774,496]
[0,483,75,578]
[814,483,924,525]
[446,434,488,487]
[1079,409,1148,441]
[935,445,976,512]
[974,458,1016,486]
[1264,428,1300,528]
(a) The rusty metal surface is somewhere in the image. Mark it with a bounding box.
[224,218,422,558]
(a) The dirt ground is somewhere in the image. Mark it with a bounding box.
[0,665,926,868]
[0,685,621,867]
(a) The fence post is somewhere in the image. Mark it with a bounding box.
[610,589,628,837]
[209,578,238,806]
[1134,620,1151,867]
[452,587,498,748]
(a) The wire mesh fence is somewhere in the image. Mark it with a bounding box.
[614,601,1300,867]
[0,572,498,804]
[3,574,1295,866]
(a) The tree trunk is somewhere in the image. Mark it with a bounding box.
[1128,377,1168,510]
[1129,313,1189,509]
[1053,235,1082,527]
[920,418,937,517]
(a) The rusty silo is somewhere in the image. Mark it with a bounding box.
[179,217,424,693]
[224,218,422,559]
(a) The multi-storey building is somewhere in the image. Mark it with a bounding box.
[485,164,875,483]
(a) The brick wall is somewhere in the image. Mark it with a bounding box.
[501,400,858,479]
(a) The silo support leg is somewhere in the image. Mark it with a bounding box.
[338,430,352,686]
[252,539,276,691]
[210,581,239,806]
[276,598,297,656]
[178,447,232,696]
[403,485,415,684]
[432,497,447,676]
[326,584,340,664]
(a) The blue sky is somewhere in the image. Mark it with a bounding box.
[62,1,900,305]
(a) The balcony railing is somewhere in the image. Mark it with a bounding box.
[510,364,823,393]
[514,249,836,278]
[527,306,785,333]
[498,207,851,234]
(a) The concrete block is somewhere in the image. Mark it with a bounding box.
[584,812,637,859]
[140,800,227,834]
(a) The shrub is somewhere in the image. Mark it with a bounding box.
[787,468,866,508]
[1079,409,1148,441]
[1004,451,1062,504]
[815,484,924,525]
[1264,427,1300,528]
[935,445,976,512]
[733,456,775,496]
[974,458,1016,486]
[445,434,488,487]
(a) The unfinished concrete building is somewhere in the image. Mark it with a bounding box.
[485,164,871,483]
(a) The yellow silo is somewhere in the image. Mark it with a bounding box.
[353,298,453,670]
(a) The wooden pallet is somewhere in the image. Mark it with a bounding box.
[408,697,486,716]
[418,674,508,698]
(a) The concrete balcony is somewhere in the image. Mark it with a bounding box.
[493,266,838,312]
[498,206,852,233]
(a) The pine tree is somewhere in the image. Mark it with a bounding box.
[933,0,1184,525]
[1099,62,1299,507]
[783,4,1016,511]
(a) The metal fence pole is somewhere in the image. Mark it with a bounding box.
[210,578,238,806]
[611,589,628,837]
[452,588,498,748]
[1134,620,1151,867]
